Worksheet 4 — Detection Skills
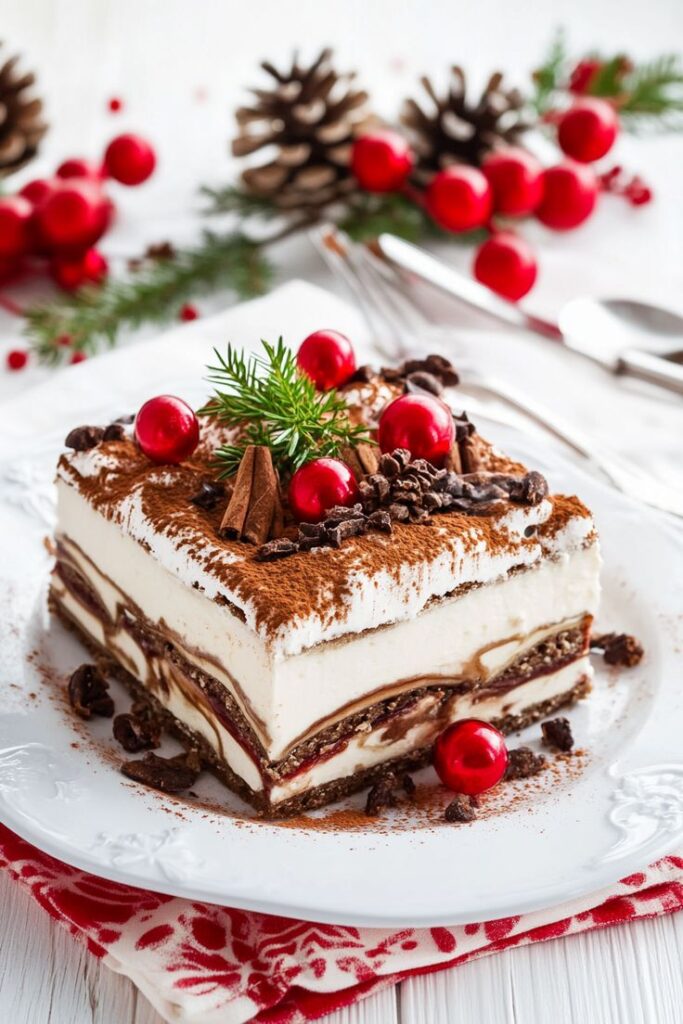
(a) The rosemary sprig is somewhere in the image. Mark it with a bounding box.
[202,338,372,476]
[25,231,273,365]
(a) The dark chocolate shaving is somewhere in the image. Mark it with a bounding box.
[121,750,201,794]
[256,537,300,561]
[382,353,460,389]
[590,632,644,668]
[504,747,546,780]
[256,450,549,561]
[68,664,115,720]
[190,479,226,510]
[541,717,574,753]
[444,795,477,823]
[64,426,104,452]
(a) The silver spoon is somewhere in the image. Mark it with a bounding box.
[377,234,683,397]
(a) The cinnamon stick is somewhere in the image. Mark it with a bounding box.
[220,445,281,545]
[341,441,379,479]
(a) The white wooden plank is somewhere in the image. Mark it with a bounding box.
[400,914,683,1024]
[325,988,398,1024]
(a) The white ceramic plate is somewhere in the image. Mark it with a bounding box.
[0,372,682,927]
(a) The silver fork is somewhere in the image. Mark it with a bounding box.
[309,224,683,520]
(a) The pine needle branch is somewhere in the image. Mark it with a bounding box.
[200,184,284,219]
[531,29,568,114]
[25,231,273,365]
[202,338,372,476]
[618,55,683,127]
[531,31,683,129]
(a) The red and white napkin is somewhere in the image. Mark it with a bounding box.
[1,824,682,1024]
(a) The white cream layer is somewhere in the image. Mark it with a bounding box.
[53,573,589,806]
[57,460,595,658]
[56,479,600,759]
[269,656,591,804]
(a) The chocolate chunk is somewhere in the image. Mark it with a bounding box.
[453,413,476,441]
[590,632,644,668]
[367,510,392,532]
[102,423,126,442]
[190,479,226,510]
[121,750,201,794]
[256,537,300,561]
[405,371,443,397]
[68,664,114,720]
[324,504,364,523]
[64,425,104,452]
[393,448,411,470]
[346,364,376,384]
[444,795,476,823]
[422,353,460,386]
[378,453,401,478]
[541,717,574,753]
[387,503,410,522]
[400,772,416,797]
[386,354,460,388]
[504,747,546,781]
[366,473,391,501]
[113,708,161,753]
[364,770,416,816]
[365,777,397,816]
[115,413,135,425]
[326,517,366,547]
[516,471,549,506]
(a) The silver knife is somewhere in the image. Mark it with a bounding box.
[377,233,683,397]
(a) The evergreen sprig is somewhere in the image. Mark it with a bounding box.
[201,184,469,244]
[532,31,683,128]
[25,231,273,365]
[200,184,283,220]
[202,338,372,476]
[531,30,568,114]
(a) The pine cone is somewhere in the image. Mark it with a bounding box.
[232,48,374,213]
[401,68,531,182]
[0,44,47,178]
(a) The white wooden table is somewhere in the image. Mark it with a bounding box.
[1,1,683,1020]
[1,869,683,1023]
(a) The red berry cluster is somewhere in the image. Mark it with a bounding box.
[3,133,156,372]
[349,92,642,305]
[1,133,155,288]
[599,165,653,207]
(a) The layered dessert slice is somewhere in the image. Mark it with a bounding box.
[50,342,600,816]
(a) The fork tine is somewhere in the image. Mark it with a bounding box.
[308,225,404,360]
[352,242,430,340]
